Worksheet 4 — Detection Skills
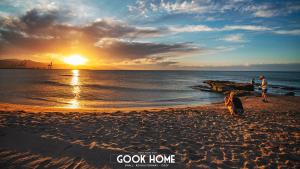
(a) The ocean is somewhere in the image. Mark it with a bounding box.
[0,69,299,108]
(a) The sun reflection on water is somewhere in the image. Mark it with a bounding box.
[71,70,79,86]
[68,69,80,108]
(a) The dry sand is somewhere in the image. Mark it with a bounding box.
[0,95,299,168]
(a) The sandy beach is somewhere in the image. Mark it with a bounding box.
[1,0,300,168]
[0,95,299,168]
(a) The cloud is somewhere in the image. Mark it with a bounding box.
[243,4,279,18]
[202,26,300,37]
[0,0,98,23]
[128,0,300,20]
[118,56,179,67]
[0,8,165,40]
[221,25,272,31]
[94,38,200,61]
[167,24,271,33]
[221,34,245,42]
[242,2,300,18]
[158,0,214,14]
[207,45,242,55]
[0,7,271,61]
[128,0,149,18]
[21,9,66,27]
[169,25,215,32]
[286,3,300,13]
[273,29,300,36]
[0,8,200,63]
[254,10,277,18]
[128,0,245,17]
[81,19,166,41]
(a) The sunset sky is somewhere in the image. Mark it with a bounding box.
[0,0,300,70]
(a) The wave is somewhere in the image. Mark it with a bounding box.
[84,84,190,92]
[269,84,300,91]
[38,80,69,87]
[37,80,191,92]
[60,74,74,77]
[25,97,69,104]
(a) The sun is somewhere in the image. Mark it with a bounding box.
[63,54,87,66]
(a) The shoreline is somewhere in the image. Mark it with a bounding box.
[0,95,299,168]
[1,95,300,113]
[0,99,225,113]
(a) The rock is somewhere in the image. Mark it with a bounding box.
[203,80,254,92]
[284,92,295,96]
[191,85,212,92]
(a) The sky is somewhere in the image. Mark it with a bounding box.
[0,0,300,70]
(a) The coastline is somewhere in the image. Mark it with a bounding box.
[0,95,299,168]
[0,100,223,113]
[1,95,300,113]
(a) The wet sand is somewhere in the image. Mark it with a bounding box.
[0,95,299,168]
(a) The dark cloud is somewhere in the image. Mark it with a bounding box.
[0,8,165,41]
[95,38,199,60]
[0,9,79,47]
[0,9,72,36]
[82,20,166,41]
[0,8,199,64]
[21,9,67,29]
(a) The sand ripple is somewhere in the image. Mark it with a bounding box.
[0,106,299,168]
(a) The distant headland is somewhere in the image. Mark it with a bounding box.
[0,59,49,69]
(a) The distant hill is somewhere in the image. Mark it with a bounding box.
[0,59,48,69]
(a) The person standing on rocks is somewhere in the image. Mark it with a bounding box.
[259,75,268,102]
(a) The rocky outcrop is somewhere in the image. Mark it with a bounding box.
[191,85,212,92]
[203,80,254,92]
[192,80,256,96]
[192,80,298,97]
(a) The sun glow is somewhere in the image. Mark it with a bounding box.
[63,54,87,66]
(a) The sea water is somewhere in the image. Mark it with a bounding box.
[0,69,299,108]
